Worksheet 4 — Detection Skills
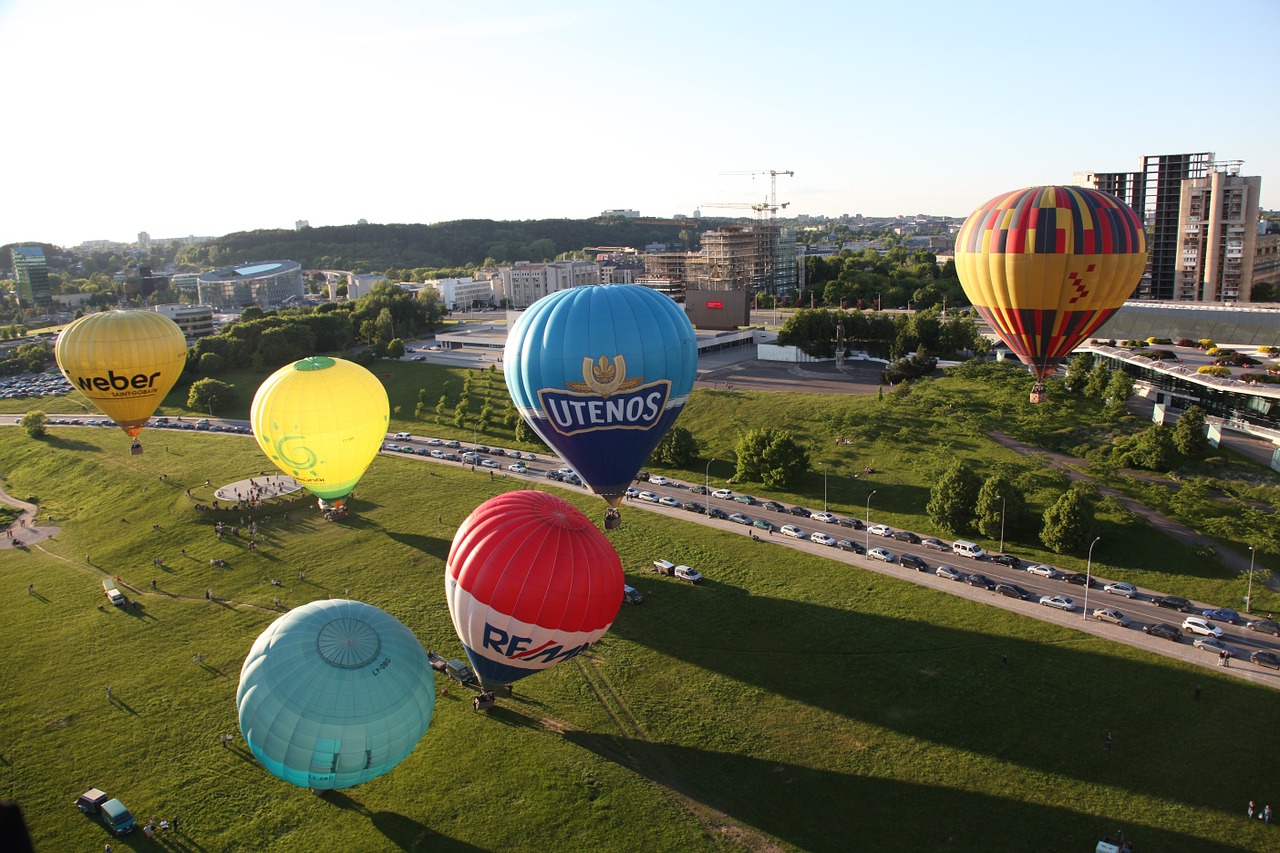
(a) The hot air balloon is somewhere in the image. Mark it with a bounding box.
[954,186,1147,402]
[54,310,188,453]
[504,284,697,519]
[237,599,436,790]
[250,356,388,513]
[446,490,623,692]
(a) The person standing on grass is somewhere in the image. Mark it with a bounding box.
[1249,801,1255,820]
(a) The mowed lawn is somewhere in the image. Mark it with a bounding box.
[1,426,1276,853]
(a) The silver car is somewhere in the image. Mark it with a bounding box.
[1092,608,1130,627]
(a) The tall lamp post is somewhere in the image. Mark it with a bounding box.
[998,495,1006,555]
[705,458,716,513]
[1246,545,1256,613]
[823,464,829,512]
[1082,536,1101,621]
[865,489,877,553]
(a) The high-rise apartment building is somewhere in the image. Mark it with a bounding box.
[1174,166,1262,302]
[11,246,54,310]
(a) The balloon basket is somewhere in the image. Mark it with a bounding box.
[130,442,144,456]
[1029,383,1047,404]
[604,508,621,530]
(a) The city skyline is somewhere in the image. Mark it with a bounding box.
[3,0,1277,249]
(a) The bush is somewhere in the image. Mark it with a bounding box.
[1197,338,1216,350]
[1240,372,1280,384]
[1176,338,1197,347]
[1258,346,1278,355]
[1196,365,1232,377]
[1146,337,1172,345]
[1206,347,1233,357]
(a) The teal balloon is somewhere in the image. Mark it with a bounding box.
[237,599,435,790]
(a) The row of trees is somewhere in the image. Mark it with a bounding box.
[777,307,989,361]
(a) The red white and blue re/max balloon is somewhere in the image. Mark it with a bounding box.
[446,491,623,690]
[504,284,698,507]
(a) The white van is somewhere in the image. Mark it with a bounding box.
[952,540,986,559]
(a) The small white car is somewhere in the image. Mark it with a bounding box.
[868,524,894,537]
[1181,617,1223,638]
[935,565,965,581]
[674,565,702,584]
[425,438,444,447]
[810,511,837,524]
[728,513,752,525]
[1039,595,1077,611]
[508,462,528,474]
[658,496,682,508]
[780,524,806,539]
[393,432,412,440]
[810,532,837,546]
[429,449,446,459]
[480,459,500,469]
[1026,564,1063,579]
[1104,582,1138,598]
[649,475,672,486]
[867,547,897,563]
[637,491,659,503]
[1092,608,1130,627]
[711,488,734,499]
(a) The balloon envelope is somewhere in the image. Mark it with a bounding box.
[237,599,436,790]
[54,310,187,440]
[446,490,623,690]
[250,356,388,509]
[954,186,1147,382]
[504,284,697,506]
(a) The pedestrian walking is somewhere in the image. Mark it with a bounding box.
[151,579,157,590]
[1104,731,1113,753]
[1249,801,1255,820]
[28,583,34,595]
[1002,654,1008,670]
[106,685,112,701]
[1194,685,1201,701]
[1264,804,1271,824]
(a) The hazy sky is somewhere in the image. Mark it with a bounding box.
[4,0,1277,248]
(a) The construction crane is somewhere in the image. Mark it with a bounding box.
[719,169,794,210]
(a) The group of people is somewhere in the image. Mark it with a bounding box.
[1248,801,1272,824]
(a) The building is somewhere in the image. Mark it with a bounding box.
[1076,152,1215,300]
[600,209,641,218]
[11,246,53,310]
[195,260,304,309]
[1254,231,1280,291]
[1174,166,1262,302]
[497,261,599,309]
[153,303,216,340]
[421,277,496,310]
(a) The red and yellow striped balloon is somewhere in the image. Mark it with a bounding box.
[954,186,1147,389]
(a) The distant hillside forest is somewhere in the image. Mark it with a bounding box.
[174,218,704,274]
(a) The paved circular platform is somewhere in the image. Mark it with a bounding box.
[214,475,303,503]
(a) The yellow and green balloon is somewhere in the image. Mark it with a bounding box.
[250,357,388,510]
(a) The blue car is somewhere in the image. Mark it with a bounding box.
[1202,608,1238,625]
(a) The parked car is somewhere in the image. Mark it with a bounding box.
[1246,618,1280,637]
[966,573,995,590]
[711,488,734,499]
[989,554,1021,568]
[788,506,813,517]
[658,495,682,508]
[1143,622,1182,642]
[810,511,837,524]
[1039,595,1077,611]
[1181,617,1223,638]
[1092,608,1130,626]
[733,494,758,505]
[780,524,806,539]
[868,524,894,537]
[393,432,412,440]
[837,517,864,530]
[508,462,528,473]
[1193,636,1229,654]
[1104,582,1139,599]
[995,583,1033,600]
[1026,564,1062,579]
[446,659,478,685]
[892,530,921,544]
[684,502,707,514]
[1201,608,1238,625]
[649,475,672,486]
[838,539,866,554]
[810,532,837,547]
[674,565,703,584]
[728,513,752,526]
[622,585,644,605]
[1154,595,1193,612]
[1063,572,1097,587]
[708,507,729,520]
[761,500,786,513]
[900,554,928,571]
[753,518,774,532]
[1250,650,1280,670]
[921,537,948,551]
[935,565,966,581]
[637,491,659,503]
[867,547,896,563]
[689,484,709,495]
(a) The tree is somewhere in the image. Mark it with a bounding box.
[1083,361,1111,399]
[1115,424,1176,472]
[386,337,406,359]
[1172,405,1210,458]
[974,475,1025,544]
[1102,369,1134,418]
[514,415,547,448]
[776,309,838,358]
[20,410,47,438]
[733,428,809,488]
[1040,487,1099,555]
[198,352,225,373]
[926,461,981,534]
[1065,352,1095,392]
[434,394,448,424]
[187,378,234,415]
[649,426,699,467]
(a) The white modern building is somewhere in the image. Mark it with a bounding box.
[196,260,304,309]
[153,303,216,340]
[420,277,496,310]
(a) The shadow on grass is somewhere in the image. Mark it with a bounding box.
[384,531,451,561]
[562,732,1247,853]
[41,434,100,453]
[318,790,487,851]
[607,585,1279,829]
[109,697,139,716]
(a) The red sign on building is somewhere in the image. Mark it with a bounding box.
[706,301,723,309]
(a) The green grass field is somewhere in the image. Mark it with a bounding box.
[2,420,1277,852]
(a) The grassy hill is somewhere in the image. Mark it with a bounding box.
[1,415,1276,851]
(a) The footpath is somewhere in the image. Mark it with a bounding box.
[0,486,60,550]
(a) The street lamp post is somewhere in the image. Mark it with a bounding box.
[823,464,829,512]
[865,490,876,553]
[1082,536,1101,620]
[706,458,716,512]
[998,495,1006,555]
[1246,545,1256,613]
